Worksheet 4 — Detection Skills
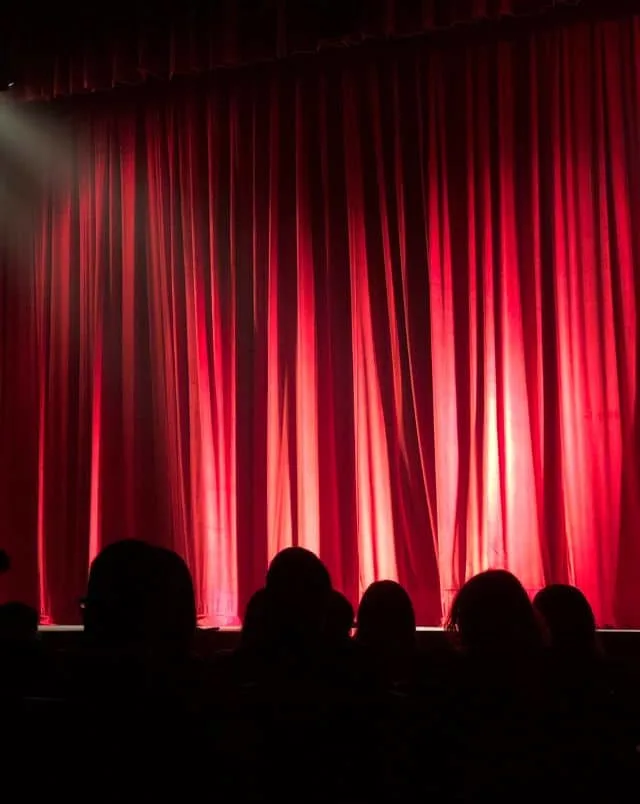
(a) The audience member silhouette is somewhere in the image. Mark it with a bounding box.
[447,569,542,659]
[356,581,438,801]
[0,602,45,699]
[217,587,269,686]
[240,587,267,652]
[0,601,38,643]
[445,571,548,799]
[83,539,196,662]
[82,539,159,656]
[232,549,359,801]
[322,588,374,699]
[534,583,599,658]
[75,541,202,794]
[356,580,416,686]
[534,584,632,798]
[325,590,354,645]
[263,546,332,657]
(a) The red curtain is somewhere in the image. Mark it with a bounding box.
[1,15,640,626]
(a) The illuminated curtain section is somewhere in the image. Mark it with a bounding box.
[144,97,238,625]
[2,16,640,625]
[343,74,399,598]
[294,82,322,558]
[265,83,294,561]
[547,22,638,625]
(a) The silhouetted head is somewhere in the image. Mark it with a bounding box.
[533,584,598,657]
[84,540,154,645]
[241,588,267,649]
[0,602,38,642]
[265,547,332,644]
[356,580,416,655]
[325,590,354,644]
[84,540,196,658]
[447,570,541,657]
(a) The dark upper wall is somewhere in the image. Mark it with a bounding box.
[1,0,624,100]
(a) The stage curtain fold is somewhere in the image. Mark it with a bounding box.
[1,14,640,626]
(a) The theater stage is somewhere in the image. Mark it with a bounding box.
[38,625,640,668]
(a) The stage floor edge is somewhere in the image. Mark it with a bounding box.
[38,625,640,633]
